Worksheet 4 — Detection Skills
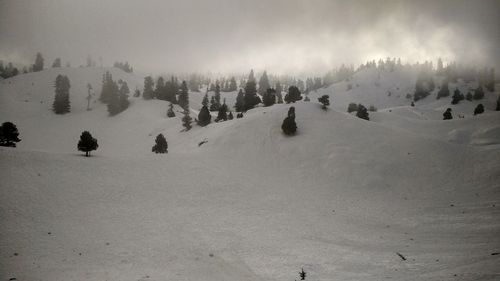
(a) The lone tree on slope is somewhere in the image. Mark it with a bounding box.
[182,109,193,131]
[152,133,168,153]
[474,104,484,116]
[356,104,369,120]
[318,95,330,110]
[0,122,21,147]
[197,105,211,126]
[443,108,453,120]
[281,106,297,135]
[77,131,98,157]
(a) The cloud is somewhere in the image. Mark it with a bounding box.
[0,0,498,75]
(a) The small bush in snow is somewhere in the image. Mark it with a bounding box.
[318,95,329,110]
[0,122,21,147]
[152,133,168,153]
[356,104,369,120]
[77,131,98,157]
[347,103,358,113]
[281,107,297,135]
[443,108,453,120]
[474,104,484,116]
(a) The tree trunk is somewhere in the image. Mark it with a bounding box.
[85,151,89,157]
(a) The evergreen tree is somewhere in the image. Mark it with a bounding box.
[182,109,193,131]
[411,101,415,107]
[143,76,155,100]
[258,71,271,95]
[202,93,209,107]
[281,106,297,135]
[33,52,44,72]
[318,95,329,110]
[451,89,464,105]
[466,92,473,101]
[234,89,245,112]
[215,99,228,122]
[106,80,121,115]
[356,104,369,120]
[474,104,484,116]
[178,81,189,110]
[486,68,495,92]
[214,83,221,105]
[0,122,21,147]
[236,112,243,118]
[473,86,484,100]
[275,81,283,103]
[262,88,276,107]
[436,80,450,99]
[99,71,114,103]
[77,131,98,157]
[228,77,238,91]
[497,94,500,111]
[155,76,165,99]
[197,105,211,126]
[347,102,358,113]
[284,86,302,103]
[118,80,130,112]
[228,111,234,120]
[52,75,71,114]
[167,103,175,117]
[52,58,61,68]
[243,69,261,110]
[443,108,453,120]
[152,133,168,153]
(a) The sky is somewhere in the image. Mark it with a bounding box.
[0,0,499,76]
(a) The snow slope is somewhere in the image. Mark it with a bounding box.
[1,67,500,281]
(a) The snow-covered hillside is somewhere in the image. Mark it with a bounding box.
[1,67,499,281]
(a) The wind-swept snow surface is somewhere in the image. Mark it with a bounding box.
[1,68,499,281]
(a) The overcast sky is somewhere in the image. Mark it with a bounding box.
[0,0,499,75]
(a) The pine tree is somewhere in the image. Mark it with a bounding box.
[52,75,71,114]
[281,107,297,135]
[436,80,450,99]
[262,88,276,107]
[214,83,221,105]
[486,68,495,92]
[167,103,175,117]
[215,99,228,122]
[202,93,209,107]
[143,76,155,100]
[258,71,271,95]
[197,105,211,126]
[347,103,358,113]
[356,104,369,120]
[229,77,238,91]
[466,92,473,101]
[152,133,168,153]
[118,80,130,112]
[182,109,193,131]
[178,81,189,110]
[99,72,114,103]
[473,86,484,100]
[451,89,464,105]
[243,70,261,110]
[275,81,283,104]
[497,94,500,111]
[228,111,234,120]
[33,52,44,72]
[155,76,165,99]
[77,131,98,157]
[52,58,61,68]
[474,104,484,116]
[107,80,121,116]
[443,108,453,120]
[0,122,21,147]
[284,86,302,103]
[235,89,245,112]
[318,95,329,110]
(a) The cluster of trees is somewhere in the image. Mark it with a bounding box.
[414,70,435,101]
[0,61,20,78]
[53,75,71,114]
[347,103,369,120]
[143,76,179,103]
[99,71,130,116]
[113,61,133,73]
